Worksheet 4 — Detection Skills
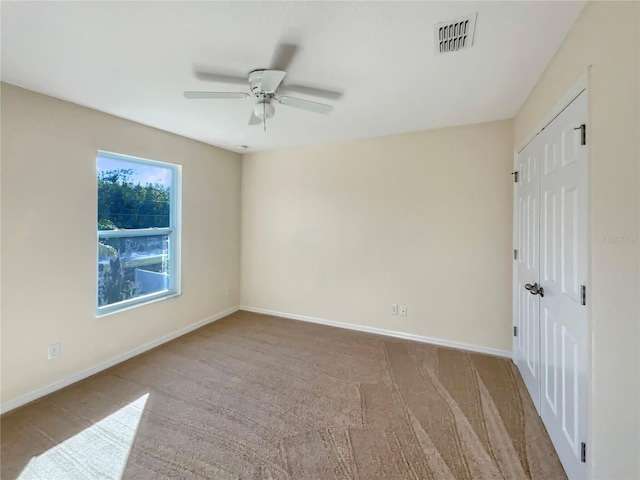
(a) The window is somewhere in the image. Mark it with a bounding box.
[97,151,181,315]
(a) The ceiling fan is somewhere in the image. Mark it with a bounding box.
[184,43,340,130]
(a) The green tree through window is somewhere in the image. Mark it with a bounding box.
[98,169,170,230]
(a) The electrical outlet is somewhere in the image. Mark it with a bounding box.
[225,288,231,297]
[48,342,61,360]
[390,304,398,315]
[399,305,407,316]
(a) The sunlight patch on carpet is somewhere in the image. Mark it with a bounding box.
[18,393,149,480]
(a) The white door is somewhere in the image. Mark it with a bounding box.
[514,134,542,412]
[538,91,588,480]
[514,90,588,480]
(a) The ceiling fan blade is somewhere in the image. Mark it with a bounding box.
[260,70,286,93]
[270,43,300,71]
[248,111,262,125]
[277,96,333,115]
[194,70,247,85]
[184,91,249,99]
[279,84,343,101]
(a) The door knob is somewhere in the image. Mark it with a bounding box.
[525,283,544,297]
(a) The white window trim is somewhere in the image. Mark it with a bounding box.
[96,150,182,317]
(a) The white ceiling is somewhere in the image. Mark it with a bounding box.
[1,1,585,152]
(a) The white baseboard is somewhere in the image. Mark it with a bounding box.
[240,306,512,359]
[0,306,239,415]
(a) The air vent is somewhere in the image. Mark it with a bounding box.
[434,13,477,54]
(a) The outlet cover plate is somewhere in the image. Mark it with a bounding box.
[48,342,61,360]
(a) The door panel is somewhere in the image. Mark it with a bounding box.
[543,307,558,415]
[514,135,541,412]
[561,324,578,448]
[515,90,588,480]
[539,90,588,480]
[542,189,558,284]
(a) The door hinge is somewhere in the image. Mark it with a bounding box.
[581,442,586,463]
[513,326,518,337]
[574,124,586,145]
[512,171,519,183]
[514,249,518,260]
[580,285,586,306]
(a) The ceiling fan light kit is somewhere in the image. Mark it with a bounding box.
[184,44,337,131]
[254,101,275,120]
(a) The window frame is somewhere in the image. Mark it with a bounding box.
[96,150,182,317]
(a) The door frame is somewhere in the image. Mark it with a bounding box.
[512,72,591,477]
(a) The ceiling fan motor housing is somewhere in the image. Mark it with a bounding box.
[249,70,269,96]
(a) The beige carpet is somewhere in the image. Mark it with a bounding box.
[1,311,566,479]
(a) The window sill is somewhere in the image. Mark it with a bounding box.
[96,290,181,318]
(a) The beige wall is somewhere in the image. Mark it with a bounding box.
[0,84,242,407]
[241,119,514,353]
[514,2,640,478]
